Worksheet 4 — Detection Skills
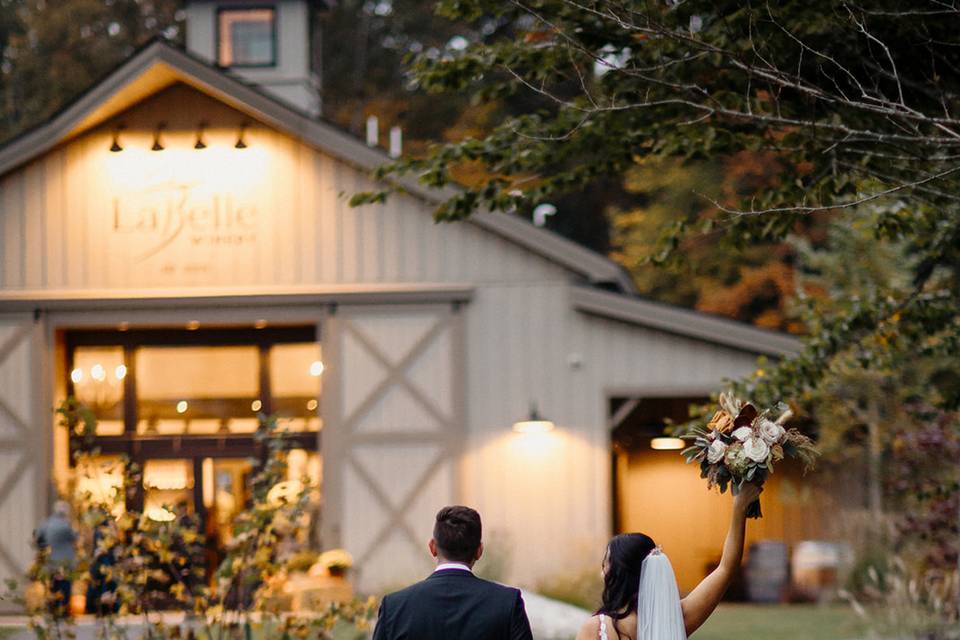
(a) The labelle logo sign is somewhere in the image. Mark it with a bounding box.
[112,181,259,262]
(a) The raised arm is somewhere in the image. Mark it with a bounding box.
[680,483,761,636]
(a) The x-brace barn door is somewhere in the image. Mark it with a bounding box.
[0,314,48,612]
[321,304,465,591]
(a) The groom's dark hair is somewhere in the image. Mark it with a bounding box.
[433,505,482,563]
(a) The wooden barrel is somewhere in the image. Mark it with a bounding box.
[745,541,789,603]
[791,540,841,602]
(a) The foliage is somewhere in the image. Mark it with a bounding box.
[355,0,960,404]
[611,156,811,331]
[0,0,183,143]
[842,559,959,640]
[534,567,602,611]
[4,399,376,640]
[887,406,960,572]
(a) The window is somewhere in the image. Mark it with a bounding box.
[218,7,276,67]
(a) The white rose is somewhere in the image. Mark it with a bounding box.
[758,418,786,445]
[707,439,728,464]
[732,426,754,442]
[743,436,771,464]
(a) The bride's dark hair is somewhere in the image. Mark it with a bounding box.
[597,532,656,621]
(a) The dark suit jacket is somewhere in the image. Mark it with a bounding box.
[372,569,533,640]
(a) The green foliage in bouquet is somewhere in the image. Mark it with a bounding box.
[683,392,819,518]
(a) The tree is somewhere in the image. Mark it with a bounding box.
[355,0,960,402]
[0,0,183,143]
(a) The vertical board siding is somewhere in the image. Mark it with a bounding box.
[0,85,568,293]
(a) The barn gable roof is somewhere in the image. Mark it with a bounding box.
[572,286,801,357]
[0,40,633,293]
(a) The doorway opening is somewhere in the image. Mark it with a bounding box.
[63,325,323,576]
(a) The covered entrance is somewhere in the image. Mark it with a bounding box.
[64,325,323,570]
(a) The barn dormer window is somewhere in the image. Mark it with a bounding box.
[217,7,276,67]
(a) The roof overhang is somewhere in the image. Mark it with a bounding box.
[0,41,634,293]
[571,286,802,357]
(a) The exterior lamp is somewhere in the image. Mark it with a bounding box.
[512,404,555,434]
[235,122,248,149]
[651,437,686,451]
[151,123,166,151]
[109,126,124,152]
[194,122,208,150]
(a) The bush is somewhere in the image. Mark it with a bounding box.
[535,568,602,612]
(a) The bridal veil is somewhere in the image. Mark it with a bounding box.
[637,548,687,640]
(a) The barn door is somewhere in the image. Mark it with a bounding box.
[321,304,465,591]
[0,314,47,611]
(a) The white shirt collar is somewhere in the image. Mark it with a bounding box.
[434,562,473,573]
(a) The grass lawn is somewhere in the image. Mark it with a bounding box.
[692,604,867,640]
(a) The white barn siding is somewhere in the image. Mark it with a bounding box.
[462,283,763,585]
[0,82,772,592]
[0,86,571,292]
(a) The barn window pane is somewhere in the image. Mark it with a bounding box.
[218,8,276,67]
[270,343,322,432]
[135,345,259,435]
[70,346,126,435]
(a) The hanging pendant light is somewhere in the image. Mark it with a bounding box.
[512,403,555,433]
[151,122,166,151]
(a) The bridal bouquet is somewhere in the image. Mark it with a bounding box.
[682,392,819,518]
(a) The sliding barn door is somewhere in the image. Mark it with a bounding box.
[0,314,47,612]
[321,304,465,591]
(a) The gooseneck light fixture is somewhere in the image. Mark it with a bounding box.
[194,121,208,150]
[512,403,555,434]
[235,122,248,149]
[151,122,166,151]
[109,125,125,152]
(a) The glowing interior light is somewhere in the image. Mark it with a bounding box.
[306,399,318,412]
[251,400,262,412]
[650,437,686,451]
[90,364,106,381]
[71,368,83,384]
[145,506,177,522]
[115,364,127,380]
[176,400,188,414]
[310,361,325,377]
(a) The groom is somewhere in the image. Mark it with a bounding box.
[372,505,533,640]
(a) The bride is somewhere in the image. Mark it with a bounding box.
[576,482,763,640]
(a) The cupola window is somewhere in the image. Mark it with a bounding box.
[217,7,276,67]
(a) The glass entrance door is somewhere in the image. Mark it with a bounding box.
[65,325,324,578]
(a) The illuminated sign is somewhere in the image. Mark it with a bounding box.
[112,181,258,262]
[101,141,271,281]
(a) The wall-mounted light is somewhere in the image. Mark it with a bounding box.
[151,122,166,151]
[650,437,686,451]
[109,126,125,152]
[235,122,248,149]
[194,121,208,150]
[512,403,555,434]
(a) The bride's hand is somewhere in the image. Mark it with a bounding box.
[733,482,762,514]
